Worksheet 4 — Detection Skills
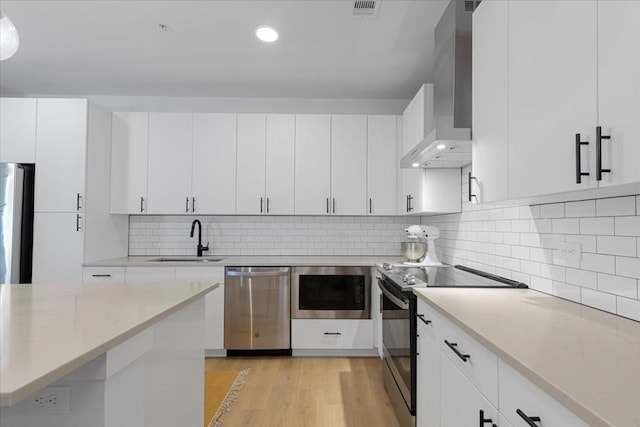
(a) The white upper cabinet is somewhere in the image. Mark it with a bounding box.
[35,98,88,213]
[367,115,397,215]
[110,112,149,214]
[192,113,237,214]
[471,0,509,204]
[147,113,193,214]
[331,115,367,215]
[596,0,640,187]
[508,0,598,200]
[295,114,331,215]
[0,97,37,163]
[236,114,267,214]
[265,114,295,215]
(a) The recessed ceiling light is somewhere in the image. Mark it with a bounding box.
[256,26,278,42]
[437,143,446,150]
[411,162,420,168]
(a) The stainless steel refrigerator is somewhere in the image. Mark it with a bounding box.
[1,163,35,284]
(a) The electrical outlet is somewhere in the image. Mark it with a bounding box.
[26,386,70,414]
[557,242,582,261]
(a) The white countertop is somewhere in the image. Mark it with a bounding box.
[0,281,218,407]
[83,255,405,267]
[414,288,640,427]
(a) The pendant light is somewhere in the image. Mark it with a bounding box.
[0,12,20,61]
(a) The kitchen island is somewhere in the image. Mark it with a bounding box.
[414,287,640,427]
[0,281,218,427]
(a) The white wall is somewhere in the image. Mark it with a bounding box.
[425,165,640,322]
[129,215,414,257]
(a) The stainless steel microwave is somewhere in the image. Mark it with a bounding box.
[291,266,371,319]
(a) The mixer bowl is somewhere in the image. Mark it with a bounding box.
[401,242,426,261]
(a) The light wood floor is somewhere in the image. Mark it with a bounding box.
[205,357,401,427]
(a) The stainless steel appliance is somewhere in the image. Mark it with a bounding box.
[224,267,291,354]
[377,263,527,427]
[291,266,370,319]
[1,163,35,284]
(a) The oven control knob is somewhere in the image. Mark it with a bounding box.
[402,274,416,284]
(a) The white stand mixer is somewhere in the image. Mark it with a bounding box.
[403,225,443,266]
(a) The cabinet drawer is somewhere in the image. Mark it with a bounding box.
[499,360,588,427]
[83,267,125,283]
[125,267,175,283]
[440,314,498,406]
[292,319,373,349]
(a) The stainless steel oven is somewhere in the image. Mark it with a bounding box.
[291,266,370,319]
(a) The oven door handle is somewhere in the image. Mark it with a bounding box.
[378,281,409,310]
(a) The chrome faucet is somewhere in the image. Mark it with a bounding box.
[189,219,209,257]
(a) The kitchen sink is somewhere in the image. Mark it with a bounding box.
[146,256,224,263]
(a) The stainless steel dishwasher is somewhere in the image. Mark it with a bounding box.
[224,267,291,355]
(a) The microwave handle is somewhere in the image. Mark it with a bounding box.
[378,280,409,310]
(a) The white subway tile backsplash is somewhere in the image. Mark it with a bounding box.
[540,203,565,218]
[580,253,616,274]
[565,200,595,218]
[616,256,640,279]
[580,217,615,235]
[552,281,581,303]
[531,276,553,293]
[540,264,566,282]
[552,218,580,234]
[615,216,640,236]
[616,297,640,321]
[596,196,636,217]
[566,267,597,290]
[597,273,638,299]
[581,288,617,313]
[511,219,530,232]
[565,235,597,253]
[596,236,637,257]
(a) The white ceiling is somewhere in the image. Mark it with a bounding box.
[0,0,449,100]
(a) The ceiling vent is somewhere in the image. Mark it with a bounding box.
[353,0,381,17]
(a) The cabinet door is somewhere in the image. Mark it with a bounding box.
[0,97,37,163]
[508,1,598,199]
[265,114,295,215]
[124,267,175,283]
[175,267,225,351]
[472,0,509,203]
[367,115,397,215]
[331,115,367,215]
[236,114,266,215]
[291,319,373,350]
[83,267,125,284]
[35,99,87,213]
[295,114,331,215]
[440,352,499,427]
[423,169,461,214]
[192,113,237,214]
[32,213,84,284]
[110,112,149,214]
[597,0,640,187]
[402,168,425,214]
[147,113,193,214]
[416,302,440,427]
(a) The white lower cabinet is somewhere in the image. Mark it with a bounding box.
[83,267,125,284]
[32,213,84,284]
[416,299,441,427]
[124,267,175,283]
[499,360,588,427]
[174,267,225,353]
[291,319,373,350]
[440,352,499,427]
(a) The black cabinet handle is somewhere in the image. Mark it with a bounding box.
[323,332,342,336]
[326,197,329,214]
[369,198,372,214]
[407,195,413,212]
[185,197,190,213]
[332,198,336,214]
[406,195,409,212]
[260,197,264,213]
[192,197,196,212]
[575,133,590,184]
[444,340,470,362]
[76,214,82,231]
[468,172,477,202]
[516,409,541,427]
[479,410,497,427]
[76,193,82,211]
[596,126,611,181]
[91,274,112,278]
[266,197,270,213]
[417,314,432,325]
[140,196,145,212]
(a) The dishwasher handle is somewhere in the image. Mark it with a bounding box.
[226,269,290,278]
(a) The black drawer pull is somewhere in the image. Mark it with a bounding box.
[323,332,342,336]
[516,409,541,426]
[575,133,590,184]
[91,274,112,278]
[596,126,611,181]
[417,314,432,325]
[444,340,470,362]
[468,172,477,202]
[479,409,496,427]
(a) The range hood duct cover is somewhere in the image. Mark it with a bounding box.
[401,0,473,168]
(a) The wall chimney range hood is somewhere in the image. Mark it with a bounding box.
[400,0,475,169]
